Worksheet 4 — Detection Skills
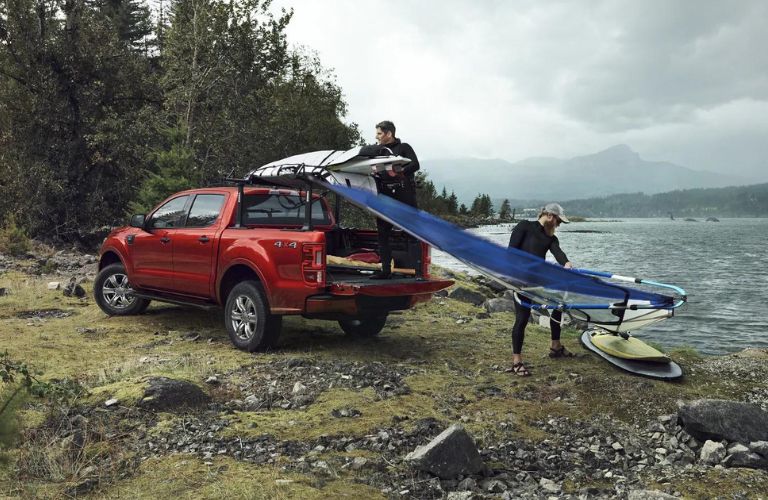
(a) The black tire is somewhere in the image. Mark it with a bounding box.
[338,314,388,337]
[93,263,150,316]
[224,281,282,352]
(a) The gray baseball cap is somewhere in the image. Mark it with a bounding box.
[543,203,570,223]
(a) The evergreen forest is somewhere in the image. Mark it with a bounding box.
[0,0,499,243]
[0,0,364,242]
[563,183,768,218]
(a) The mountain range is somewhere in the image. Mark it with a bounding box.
[421,145,748,205]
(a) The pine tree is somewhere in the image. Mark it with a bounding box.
[499,199,511,220]
[158,0,359,185]
[129,127,197,213]
[94,0,153,50]
[416,172,438,212]
[447,191,459,215]
[470,194,482,215]
[486,195,495,217]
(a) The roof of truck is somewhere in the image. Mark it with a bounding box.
[175,186,310,197]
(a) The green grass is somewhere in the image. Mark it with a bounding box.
[1,269,767,498]
[103,455,384,499]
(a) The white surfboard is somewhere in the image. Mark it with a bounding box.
[247,147,411,193]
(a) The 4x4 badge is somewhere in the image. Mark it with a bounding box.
[274,241,298,248]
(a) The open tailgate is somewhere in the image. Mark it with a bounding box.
[328,277,453,297]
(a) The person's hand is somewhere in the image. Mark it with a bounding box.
[564,261,573,269]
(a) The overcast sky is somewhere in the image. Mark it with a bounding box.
[271,0,768,181]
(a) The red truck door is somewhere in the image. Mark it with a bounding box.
[171,193,227,297]
[131,195,190,291]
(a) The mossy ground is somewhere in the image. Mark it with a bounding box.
[103,455,383,499]
[1,269,766,498]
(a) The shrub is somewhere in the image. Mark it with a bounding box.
[0,215,31,257]
[1,353,83,451]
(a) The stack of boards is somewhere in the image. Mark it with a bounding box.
[249,148,412,193]
[580,329,683,380]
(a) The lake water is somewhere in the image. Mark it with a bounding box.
[431,218,768,355]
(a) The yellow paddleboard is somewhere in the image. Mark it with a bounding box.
[590,333,670,363]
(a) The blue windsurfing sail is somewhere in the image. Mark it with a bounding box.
[315,180,686,333]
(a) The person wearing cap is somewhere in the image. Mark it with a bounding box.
[506,203,574,376]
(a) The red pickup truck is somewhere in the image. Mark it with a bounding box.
[94,185,453,351]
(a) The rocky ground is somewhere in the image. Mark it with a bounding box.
[1,245,767,499]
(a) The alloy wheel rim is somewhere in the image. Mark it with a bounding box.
[102,273,136,309]
[231,295,259,341]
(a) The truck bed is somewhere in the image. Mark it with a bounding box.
[326,266,451,296]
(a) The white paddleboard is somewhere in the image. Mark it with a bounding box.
[581,329,683,380]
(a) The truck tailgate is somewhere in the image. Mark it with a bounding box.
[328,277,453,297]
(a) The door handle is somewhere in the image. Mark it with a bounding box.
[198,236,210,243]
[160,237,171,244]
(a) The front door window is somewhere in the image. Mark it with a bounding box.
[148,196,190,229]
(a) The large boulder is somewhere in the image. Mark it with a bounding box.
[699,440,726,465]
[405,424,485,479]
[723,443,768,469]
[678,399,768,443]
[448,287,487,306]
[139,377,210,412]
[731,348,768,359]
[750,441,768,457]
[483,298,516,313]
[472,276,507,294]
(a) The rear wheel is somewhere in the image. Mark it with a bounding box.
[338,314,388,337]
[225,281,282,352]
[94,263,150,316]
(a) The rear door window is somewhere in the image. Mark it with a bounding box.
[186,194,226,227]
[243,194,330,226]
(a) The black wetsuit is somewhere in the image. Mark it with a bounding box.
[375,139,420,275]
[508,220,570,354]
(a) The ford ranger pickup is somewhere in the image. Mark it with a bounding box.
[94,185,453,351]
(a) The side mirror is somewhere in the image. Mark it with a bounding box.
[130,214,146,229]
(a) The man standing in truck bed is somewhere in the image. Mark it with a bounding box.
[371,120,420,279]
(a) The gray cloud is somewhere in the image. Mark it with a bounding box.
[274,0,768,181]
[555,1,768,131]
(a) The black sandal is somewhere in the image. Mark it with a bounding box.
[512,362,531,377]
[549,346,575,358]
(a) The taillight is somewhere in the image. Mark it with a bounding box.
[423,244,431,277]
[302,243,325,285]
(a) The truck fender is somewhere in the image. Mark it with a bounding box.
[99,245,129,273]
[216,259,271,306]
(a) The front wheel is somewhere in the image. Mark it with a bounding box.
[224,281,282,352]
[93,263,150,316]
[338,314,388,337]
